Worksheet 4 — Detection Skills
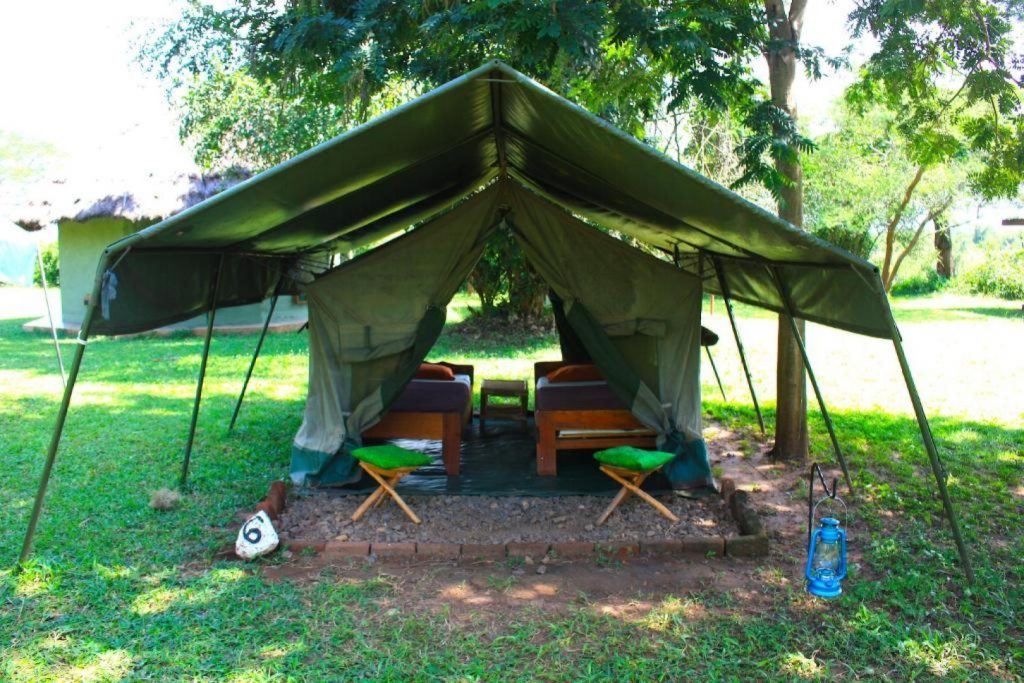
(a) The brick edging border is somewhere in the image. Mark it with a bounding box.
[237,477,769,562]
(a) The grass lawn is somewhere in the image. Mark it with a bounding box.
[1,286,1021,680]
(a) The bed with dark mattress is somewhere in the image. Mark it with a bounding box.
[361,362,473,476]
[533,361,655,476]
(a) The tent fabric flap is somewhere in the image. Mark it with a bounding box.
[506,184,712,488]
[90,251,288,336]
[290,188,502,485]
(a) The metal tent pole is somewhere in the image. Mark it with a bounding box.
[712,258,765,434]
[37,247,66,386]
[704,346,727,401]
[228,288,279,431]
[18,279,101,567]
[770,267,854,495]
[884,304,976,583]
[179,255,225,488]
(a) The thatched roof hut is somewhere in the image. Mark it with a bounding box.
[1,170,249,230]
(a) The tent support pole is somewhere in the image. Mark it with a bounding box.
[770,268,854,495]
[37,248,66,386]
[885,308,976,583]
[179,255,225,488]
[228,289,279,431]
[712,258,765,434]
[705,347,727,401]
[18,275,102,568]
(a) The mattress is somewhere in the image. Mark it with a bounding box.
[389,374,472,413]
[535,377,626,411]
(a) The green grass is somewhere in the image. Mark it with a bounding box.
[1,286,1022,680]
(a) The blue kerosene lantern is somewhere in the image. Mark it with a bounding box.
[805,516,847,598]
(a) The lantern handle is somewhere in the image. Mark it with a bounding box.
[811,495,848,532]
[808,462,848,546]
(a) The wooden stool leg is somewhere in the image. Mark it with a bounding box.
[597,466,679,524]
[596,466,646,526]
[596,484,632,526]
[352,486,387,521]
[631,487,679,523]
[362,466,421,524]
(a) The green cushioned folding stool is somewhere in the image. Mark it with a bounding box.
[351,445,432,524]
[593,447,680,526]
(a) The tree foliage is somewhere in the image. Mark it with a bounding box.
[142,0,821,192]
[804,102,971,289]
[849,0,1024,200]
[468,225,547,321]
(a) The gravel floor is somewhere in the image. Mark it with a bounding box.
[280,492,737,544]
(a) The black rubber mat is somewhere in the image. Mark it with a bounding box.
[328,416,672,497]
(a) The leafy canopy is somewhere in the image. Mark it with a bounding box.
[143,0,824,196]
[804,102,971,259]
[849,0,1024,199]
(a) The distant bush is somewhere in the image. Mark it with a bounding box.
[960,246,1024,300]
[890,269,948,297]
[32,242,59,286]
[811,224,875,260]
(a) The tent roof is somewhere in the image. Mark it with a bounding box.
[94,60,892,338]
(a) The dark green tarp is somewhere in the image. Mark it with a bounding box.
[89,60,889,339]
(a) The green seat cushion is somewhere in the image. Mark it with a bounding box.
[352,444,432,470]
[594,446,675,471]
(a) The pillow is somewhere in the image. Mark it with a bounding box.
[415,362,455,381]
[352,444,432,469]
[546,363,603,383]
[594,447,675,471]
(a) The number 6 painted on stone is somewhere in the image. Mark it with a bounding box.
[235,510,279,560]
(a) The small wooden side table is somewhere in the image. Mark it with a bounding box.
[480,379,528,435]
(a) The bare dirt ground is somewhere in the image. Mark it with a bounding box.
[279,492,735,544]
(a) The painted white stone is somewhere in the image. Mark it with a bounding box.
[235,511,279,560]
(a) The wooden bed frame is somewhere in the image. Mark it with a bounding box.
[534,361,655,476]
[361,362,473,477]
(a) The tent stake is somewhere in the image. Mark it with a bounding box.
[18,279,101,568]
[770,268,854,495]
[228,290,279,431]
[712,259,765,434]
[179,255,225,488]
[705,347,727,401]
[884,306,976,584]
[37,247,66,386]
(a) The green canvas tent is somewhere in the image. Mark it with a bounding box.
[17,61,972,580]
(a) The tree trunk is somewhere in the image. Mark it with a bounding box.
[881,165,927,286]
[935,216,953,278]
[765,0,808,462]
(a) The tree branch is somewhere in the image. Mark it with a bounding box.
[788,0,808,39]
[881,164,926,285]
[885,198,953,290]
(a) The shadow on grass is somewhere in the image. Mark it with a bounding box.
[951,306,1023,320]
